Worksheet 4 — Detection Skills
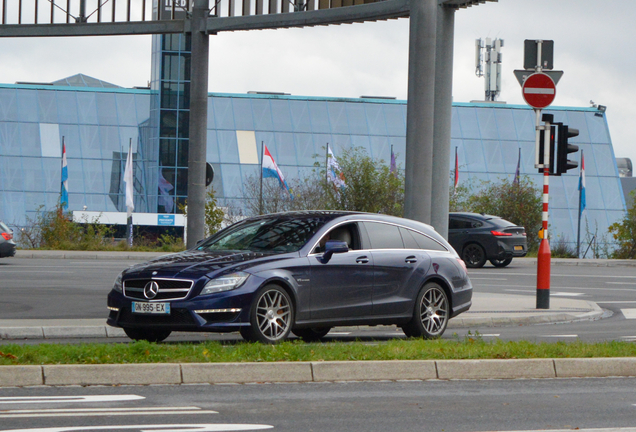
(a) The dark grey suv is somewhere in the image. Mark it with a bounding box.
[448,212,527,268]
[0,221,16,258]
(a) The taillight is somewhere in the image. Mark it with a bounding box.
[456,258,467,273]
[1,232,11,241]
[490,230,512,237]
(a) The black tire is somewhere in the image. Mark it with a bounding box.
[240,285,294,344]
[123,327,171,343]
[462,243,487,268]
[292,327,331,342]
[401,282,449,339]
[490,257,513,268]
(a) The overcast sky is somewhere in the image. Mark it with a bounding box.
[1,0,634,163]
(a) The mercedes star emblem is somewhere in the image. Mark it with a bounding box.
[143,281,160,299]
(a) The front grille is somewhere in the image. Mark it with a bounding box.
[123,278,194,301]
[117,308,197,326]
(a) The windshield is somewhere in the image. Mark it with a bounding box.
[197,216,328,253]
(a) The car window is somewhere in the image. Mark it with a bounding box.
[313,223,360,253]
[197,216,326,253]
[470,221,483,228]
[449,217,475,230]
[400,228,447,251]
[363,222,404,249]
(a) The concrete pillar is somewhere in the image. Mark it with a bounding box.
[430,5,455,239]
[404,0,437,224]
[186,0,210,248]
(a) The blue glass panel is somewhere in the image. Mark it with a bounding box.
[220,164,244,199]
[583,175,604,210]
[351,135,371,156]
[576,144,596,176]
[369,135,389,163]
[586,112,610,144]
[115,94,138,127]
[17,89,38,122]
[502,143,522,176]
[96,93,118,125]
[592,144,616,177]
[216,130,239,163]
[0,89,18,122]
[551,207,576,243]
[294,133,316,166]
[482,140,504,174]
[82,159,106,193]
[68,191,86,210]
[135,94,150,125]
[20,123,40,157]
[58,125,81,158]
[327,102,349,134]
[212,97,235,130]
[270,100,293,132]
[6,192,26,225]
[511,109,535,141]
[85,194,107,211]
[0,123,21,156]
[330,135,351,154]
[206,130,220,163]
[494,108,517,141]
[598,177,624,210]
[76,92,98,125]
[232,98,254,131]
[37,90,58,123]
[389,136,406,168]
[56,91,79,124]
[461,139,487,173]
[99,126,122,156]
[255,131,276,162]
[450,106,461,139]
[272,132,297,166]
[297,165,315,181]
[311,134,332,160]
[345,103,369,135]
[365,104,387,136]
[583,209,609,238]
[560,175,580,210]
[0,157,23,191]
[606,210,626,230]
[289,100,311,133]
[79,125,101,159]
[119,128,140,155]
[22,157,44,192]
[45,192,59,210]
[383,104,406,136]
[207,97,217,129]
[475,108,498,140]
[520,141,536,174]
[67,158,86,194]
[456,107,480,139]
[307,101,331,133]
[251,99,273,131]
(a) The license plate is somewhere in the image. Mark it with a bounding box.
[514,245,523,251]
[132,302,170,314]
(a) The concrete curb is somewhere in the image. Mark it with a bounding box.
[1,358,635,387]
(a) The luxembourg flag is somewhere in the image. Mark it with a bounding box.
[262,145,292,196]
[60,142,69,210]
[578,151,586,216]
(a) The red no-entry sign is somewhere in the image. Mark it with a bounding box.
[522,72,556,109]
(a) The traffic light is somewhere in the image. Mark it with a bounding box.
[556,124,579,175]
[538,125,556,175]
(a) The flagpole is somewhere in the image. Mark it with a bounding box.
[325,144,329,187]
[259,141,264,215]
[126,138,133,248]
[577,149,584,258]
[60,136,65,209]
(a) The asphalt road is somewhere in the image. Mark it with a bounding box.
[0,378,635,431]
[1,257,635,342]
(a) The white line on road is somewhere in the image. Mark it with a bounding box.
[606,282,636,285]
[0,424,274,432]
[503,289,587,296]
[473,271,636,279]
[0,395,144,404]
[621,309,636,319]
[541,335,579,338]
[597,301,636,304]
[0,408,218,419]
[466,278,508,281]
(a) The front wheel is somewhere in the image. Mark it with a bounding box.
[490,257,513,267]
[240,285,294,344]
[292,327,331,342]
[462,243,487,268]
[401,283,449,339]
[123,327,171,343]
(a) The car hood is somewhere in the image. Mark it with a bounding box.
[124,250,290,279]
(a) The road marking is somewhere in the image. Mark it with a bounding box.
[0,424,274,432]
[471,429,636,432]
[0,395,144,404]
[621,309,636,319]
[597,301,636,304]
[0,406,217,419]
[467,278,508,281]
[503,289,586,296]
[541,335,579,338]
[328,332,351,336]
[621,336,636,341]
[473,271,636,279]
[478,334,501,337]
[606,282,636,285]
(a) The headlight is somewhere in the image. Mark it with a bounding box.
[113,272,123,292]
[200,272,249,296]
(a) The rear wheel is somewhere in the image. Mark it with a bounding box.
[292,327,331,342]
[401,282,449,339]
[240,285,293,344]
[462,243,487,268]
[490,257,513,267]
[123,327,171,343]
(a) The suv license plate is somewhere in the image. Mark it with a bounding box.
[514,245,523,251]
[132,302,170,314]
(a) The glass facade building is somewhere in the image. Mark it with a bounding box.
[0,79,626,248]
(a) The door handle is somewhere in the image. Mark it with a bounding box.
[356,256,369,264]
[405,256,417,264]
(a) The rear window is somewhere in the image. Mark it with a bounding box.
[400,228,447,251]
[363,222,404,249]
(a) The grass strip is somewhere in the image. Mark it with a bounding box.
[1,337,635,365]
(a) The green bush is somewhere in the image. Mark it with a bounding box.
[608,190,636,259]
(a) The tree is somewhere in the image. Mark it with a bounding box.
[204,187,226,237]
[608,190,636,259]
[463,176,542,250]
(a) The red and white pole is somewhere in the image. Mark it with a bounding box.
[537,117,551,309]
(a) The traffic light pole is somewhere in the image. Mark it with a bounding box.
[536,113,551,309]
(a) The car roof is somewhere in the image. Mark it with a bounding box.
[449,212,500,220]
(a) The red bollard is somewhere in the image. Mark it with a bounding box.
[536,238,551,309]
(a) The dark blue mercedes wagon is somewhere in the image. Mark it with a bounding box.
[107,211,472,343]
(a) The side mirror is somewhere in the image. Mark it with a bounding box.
[320,240,349,264]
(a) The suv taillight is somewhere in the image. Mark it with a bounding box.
[1,232,12,240]
[490,230,512,237]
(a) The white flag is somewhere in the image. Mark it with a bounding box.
[124,141,134,218]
